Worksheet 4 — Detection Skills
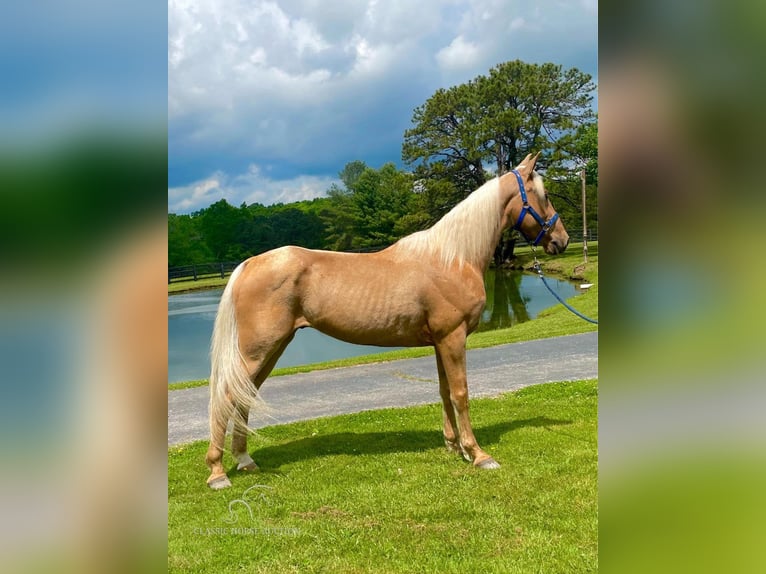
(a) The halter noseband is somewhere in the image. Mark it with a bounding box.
[511,169,559,246]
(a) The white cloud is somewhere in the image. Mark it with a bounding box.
[168,164,338,213]
[509,17,526,31]
[168,177,223,213]
[169,0,597,209]
[435,35,481,71]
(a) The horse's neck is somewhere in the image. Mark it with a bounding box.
[473,211,508,273]
[444,178,515,271]
[475,177,518,271]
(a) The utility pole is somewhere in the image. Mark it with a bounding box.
[580,169,588,264]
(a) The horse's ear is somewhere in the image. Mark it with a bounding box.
[523,152,540,174]
[515,153,534,174]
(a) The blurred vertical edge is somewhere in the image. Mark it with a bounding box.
[0,2,167,573]
[600,0,766,572]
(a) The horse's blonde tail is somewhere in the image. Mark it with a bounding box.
[208,262,260,443]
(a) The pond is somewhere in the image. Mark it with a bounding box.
[168,269,582,383]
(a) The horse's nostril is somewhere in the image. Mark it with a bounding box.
[551,238,568,254]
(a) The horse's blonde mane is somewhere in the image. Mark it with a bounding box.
[395,177,505,269]
[531,171,547,205]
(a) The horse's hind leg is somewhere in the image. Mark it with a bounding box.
[230,402,258,472]
[230,333,295,473]
[205,405,232,489]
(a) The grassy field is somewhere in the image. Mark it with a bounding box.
[169,275,231,294]
[168,379,598,573]
[170,243,597,390]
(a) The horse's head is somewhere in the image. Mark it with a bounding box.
[503,153,570,255]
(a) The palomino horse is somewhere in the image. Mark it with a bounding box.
[205,153,569,489]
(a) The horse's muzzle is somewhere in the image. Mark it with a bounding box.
[546,237,569,255]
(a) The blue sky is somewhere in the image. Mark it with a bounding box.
[168,0,597,213]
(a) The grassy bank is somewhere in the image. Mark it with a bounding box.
[169,275,230,294]
[169,242,597,390]
[168,379,598,573]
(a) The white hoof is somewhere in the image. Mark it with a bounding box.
[208,475,233,490]
[235,453,259,472]
[476,458,501,470]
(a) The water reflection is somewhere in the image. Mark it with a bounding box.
[480,269,582,332]
[168,269,579,383]
[481,269,530,331]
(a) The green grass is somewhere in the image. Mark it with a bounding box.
[169,243,597,391]
[169,275,231,294]
[168,379,598,573]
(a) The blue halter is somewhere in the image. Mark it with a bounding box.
[510,169,559,246]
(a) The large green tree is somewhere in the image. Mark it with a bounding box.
[403,60,596,259]
[402,82,488,192]
[481,61,595,173]
[403,60,595,179]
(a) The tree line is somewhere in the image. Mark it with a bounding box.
[169,60,597,268]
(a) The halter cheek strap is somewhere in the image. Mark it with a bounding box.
[511,169,559,246]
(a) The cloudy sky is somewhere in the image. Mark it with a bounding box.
[168,0,597,213]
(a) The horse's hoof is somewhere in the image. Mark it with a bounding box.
[235,453,259,472]
[207,475,233,490]
[476,457,501,470]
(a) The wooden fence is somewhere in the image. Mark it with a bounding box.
[168,261,241,284]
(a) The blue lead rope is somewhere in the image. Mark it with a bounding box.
[532,259,599,325]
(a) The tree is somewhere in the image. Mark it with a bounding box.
[168,213,213,266]
[545,118,598,240]
[338,160,368,190]
[269,207,325,249]
[404,60,595,179]
[196,199,249,261]
[323,161,418,250]
[572,118,598,185]
[402,82,488,193]
[350,163,415,248]
[403,60,596,260]
[323,187,358,252]
[409,176,464,227]
[479,61,595,173]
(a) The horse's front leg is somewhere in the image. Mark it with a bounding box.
[435,349,461,456]
[435,330,500,469]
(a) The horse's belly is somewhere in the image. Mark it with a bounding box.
[312,318,430,347]
[302,290,431,347]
